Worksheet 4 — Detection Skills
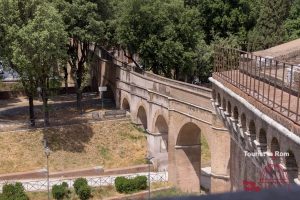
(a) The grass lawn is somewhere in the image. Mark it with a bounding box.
[0,120,147,174]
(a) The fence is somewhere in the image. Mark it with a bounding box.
[0,172,168,192]
[213,46,300,124]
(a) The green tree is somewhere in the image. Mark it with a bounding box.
[190,0,257,47]
[284,0,300,40]
[248,0,292,50]
[0,0,67,126]
[0,0,42,126]
[11,2,67,126]
[115,0,206,80]
[55,0,111,112]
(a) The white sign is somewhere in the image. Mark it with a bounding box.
[98,86,107,92]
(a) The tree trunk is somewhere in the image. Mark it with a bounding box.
[42,89,50,126]
[63,66,68,93]
[77,89,82,114]
[28,95,35,127]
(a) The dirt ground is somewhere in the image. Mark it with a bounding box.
[0,120,147,174]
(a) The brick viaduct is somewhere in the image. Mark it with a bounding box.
[91,41,300,193]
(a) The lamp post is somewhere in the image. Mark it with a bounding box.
[145,155,154,200]
[44,147,51,200]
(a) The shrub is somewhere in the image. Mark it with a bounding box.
[2,182,28,200]
[52,182,70,200]
[73,178,88,195]
[73,178,91,200]
[134,176,147,190]
[78,184,92,200]
[114,176,148,193]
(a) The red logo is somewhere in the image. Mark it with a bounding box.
[243,156,289,191]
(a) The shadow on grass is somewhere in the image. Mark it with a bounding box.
[42,122,94,153]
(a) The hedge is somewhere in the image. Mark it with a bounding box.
[114,175,147,193]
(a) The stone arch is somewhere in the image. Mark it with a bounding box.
[248,120,256,141]
[270,137,282,163]
[137,106,147,129]
[233,106,239,120]
[222,98,227,111]
[121,97,130,111]
[285,150,299,183]
[175,122,202,192]
[227,101,232,116]
[154,115,169,153]
[258,129,267,152]
[217,93,221,105]
[270,137,280,153]
[212,89,216,100]
[240,113,246,130]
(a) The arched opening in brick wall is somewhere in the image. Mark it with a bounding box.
[241,113,246,130]
[175,122,210,192]
[285,150,299,183]
[258,129,267,152]
[270,137,281,163]
[248,120,256,144]
[122,98,130,111]
[222,98,227,111]
[154,115,169,153]
[270,137,280,153]
[227,101,232,116]
[137,106,147,130]
[240,113,247,146]
[217,93,221,105]
[233,106,239,120]
[212,89,216,100]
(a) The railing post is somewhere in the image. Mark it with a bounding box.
[296,76,300,122]
[272,61,278,109]
[280,63,286,112]
[288,65,294,117]
[257,56,262,100]
[246,53,249,94]
[267,59,272,105]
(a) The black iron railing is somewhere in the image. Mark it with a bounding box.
[213,46,300,124]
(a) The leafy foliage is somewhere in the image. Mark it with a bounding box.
[74,178,89,195]
[54,0,111,110]
[1,182,28,200]
[248,0,292,50]
[52,182,70,200]
[115,0,208,80]
[114,175,147,193]
[73,178,91,200]
[77,184,92,200]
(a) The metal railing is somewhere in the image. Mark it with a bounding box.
[0,172,168,192]
[213,46,300,124]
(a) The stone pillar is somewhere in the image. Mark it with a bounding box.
[174,145,201,193]
[167,110,177,186]
[210,111,231,193]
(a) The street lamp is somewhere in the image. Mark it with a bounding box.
[44,147,51,200]
[145,155,154,200]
